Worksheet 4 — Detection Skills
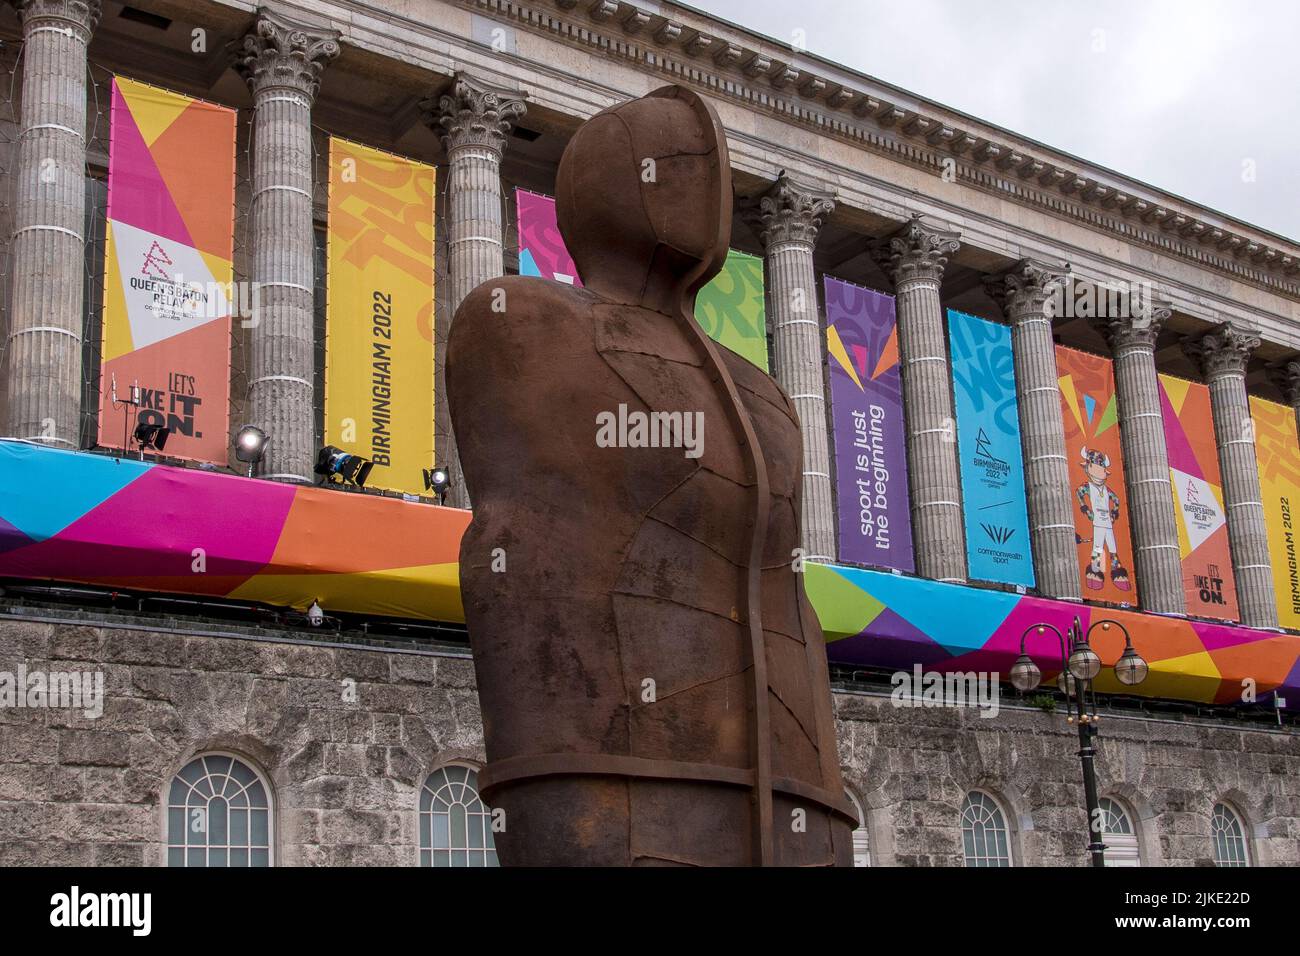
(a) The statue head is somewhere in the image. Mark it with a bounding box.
[555,85,732,315]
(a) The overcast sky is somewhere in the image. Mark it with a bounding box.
[689,0,1299,242]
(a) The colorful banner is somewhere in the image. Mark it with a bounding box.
[516,189,581,285]
[808,562,1300,709]
[1159,374,1238,620]
[947,309,1034,587]
[693,250,769,371]
[825,278,913,571]
[0,441,467,622]
[515,188,768,368]
[1056,346,1137,603]
[3,441,1297,709]
[97,76,236,464]
[1251,396,1300,629]
[325,137,436,496]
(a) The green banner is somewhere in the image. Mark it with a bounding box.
[695,250,769,370]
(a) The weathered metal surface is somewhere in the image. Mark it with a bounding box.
[447,86,854,865]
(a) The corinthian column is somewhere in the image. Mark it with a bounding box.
[426,75,525,507]
[1184,324,1277,628]
[1094,303,1185,614]
[743,173,836,561]
[985,259,1078,599]
[232,12,339,482]
[4,0,102,446]
[870,215,966,583]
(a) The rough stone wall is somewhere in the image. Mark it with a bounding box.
[835,692,1300,867]
[0,620,484,866]
[1,618,1296,866]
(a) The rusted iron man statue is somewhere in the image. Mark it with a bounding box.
[447,85,854,865]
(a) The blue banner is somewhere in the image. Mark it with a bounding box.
[947,309,1035,587]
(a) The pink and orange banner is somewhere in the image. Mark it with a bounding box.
[1056,346,1138,604]
[1159,374,1238,620]
[97,77,236,465]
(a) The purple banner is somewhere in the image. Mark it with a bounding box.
[825,277,913,571]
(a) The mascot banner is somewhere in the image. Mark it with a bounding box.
[1158,374,1238,620]
[97,77,236,464]
[324,137,436,496]
[1251,396,1300,629]
[825,277,913,571]
[1056,345,1137,603]
[947,309,1034,587]
[516,189,768,368]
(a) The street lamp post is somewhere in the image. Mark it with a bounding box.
[1009,616,1148,868]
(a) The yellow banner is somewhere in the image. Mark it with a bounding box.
[1250,396,1300,629]
[325,137,436,495]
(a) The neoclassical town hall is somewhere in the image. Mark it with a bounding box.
[0,0,1298,867]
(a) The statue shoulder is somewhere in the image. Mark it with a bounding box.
[452,275,590,342]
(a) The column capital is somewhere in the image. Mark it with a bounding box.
[870,214,960,286]
[741,172,835,249]
[231,10,341,101]
[425,74,527,157]
[1268,360,1300,407]
[984,258,1070,318]
[1183,321,1261,379]
[11,0,101,38]
[1092,299,1172,353]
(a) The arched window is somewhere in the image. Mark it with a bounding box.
[845,791,870,867]
[1211,803,1250,867]
[419,764,499,867]
[960,791,1011,867]
[166,754,272,867]
[1097,797,1140,867]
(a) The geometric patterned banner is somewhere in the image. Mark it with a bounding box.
[97,77,236,464]
[0,440,467,622]
[1158,373,1238,620]
[325,137,436,496]
[948,308,1034,588]
[693,249,769,371]
[825,277,913,571]
[1250,396,1300,630]
[807,562,1300,709]
[3,440,1295,710]
[1056,345,1138,604]
[516,188,768,368]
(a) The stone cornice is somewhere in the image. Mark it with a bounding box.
[11,0,101,39]
[741,172,835,249]
[1184,322,1261,379]
[870,214,960,286]
[424,73,527,155]
[471,0,1300,302]
[1093,301,1172,353]
[985,258,1070,319]
[231,10,341,101]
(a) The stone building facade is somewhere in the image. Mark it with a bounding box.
[0,0,1299,866]
[2,615,1296,866]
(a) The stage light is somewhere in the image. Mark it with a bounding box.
[234,425,269,477]
[315,445,374,487]
[423,465,451,504]
[133,422,169,453]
